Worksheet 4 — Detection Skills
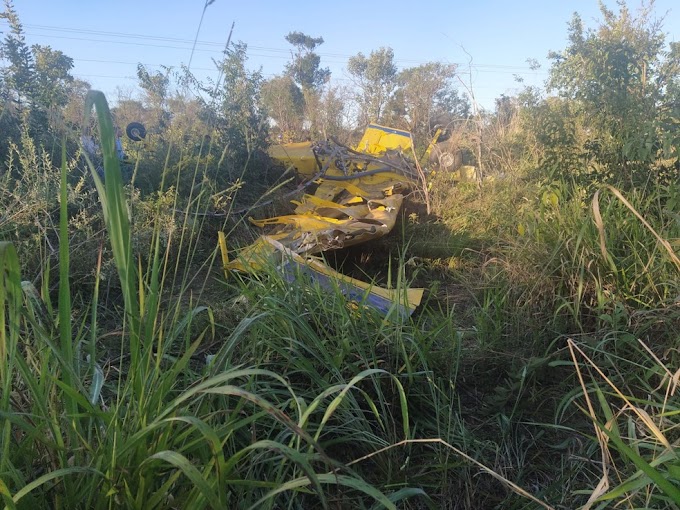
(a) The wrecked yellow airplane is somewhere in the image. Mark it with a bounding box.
[219,124,439,317]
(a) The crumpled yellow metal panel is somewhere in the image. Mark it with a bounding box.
[248,236,424,318]
[268,124,416,179]
[354,123,413,155]
[221,124,425,316]
[228,189,403,266]
[268,142,318,175]
[245,193,404,256]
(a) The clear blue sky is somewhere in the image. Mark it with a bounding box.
[5,0,680,110]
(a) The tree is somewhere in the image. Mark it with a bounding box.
[0,0,76,143]
[284,31,330,92]
[284,31,330,137]
[260,75,304,141]
[62,78,91,129]
[136,64,170,131]
[203,42,268,177]
[546,1,679,184]
[0,0,34,107]
[480,94,534,178]
[317,83,350,141]
[388,62,469,141]
[166,94,209,143]
[32,45,73,108]
[347,47,397,126]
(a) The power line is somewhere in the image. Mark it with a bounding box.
[21,30,351,66]
[73,73,136,80]
[51,40,549,76]
[3,21,547,72]
[72,70,537,90]
[71,57,546,82]
[19,31,224,54]
[69,55,546,85]
[75,57,216,73]
[20,22,228,47]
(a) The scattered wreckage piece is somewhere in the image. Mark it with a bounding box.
[219,124,431,317]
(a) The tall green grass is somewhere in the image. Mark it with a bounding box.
[0,92,565,509]
[565,335,680,508]
[427,171,680,505]
[7,95,679,507]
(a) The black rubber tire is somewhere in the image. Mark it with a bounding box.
[126,122,147,141]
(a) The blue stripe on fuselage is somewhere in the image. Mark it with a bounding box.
[367,124,412,138]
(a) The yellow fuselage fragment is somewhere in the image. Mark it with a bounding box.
[220,124,426,316]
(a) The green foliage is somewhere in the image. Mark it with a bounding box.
[0,0,34,106]
[388,62,470,141]
[260,75,304,140]
[565,335,680,508]
[31,45,74,110]
[0,0,75,146]
[0,90,571,509]
[347,47,398,125]
[544,2,679,186]
[479,95,533,177]
[284,31,330,92]
[0,94,494,508]
[316,83,349,140]
[427,154,680,506]
[202,42,269,179]
[2,3,680,508]
[136,64,171,131]
[280,31,331,137]
[529,97,584,179]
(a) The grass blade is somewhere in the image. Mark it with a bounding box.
[596,421,680,503]
[10,468,103,505]
[142,451,221,509]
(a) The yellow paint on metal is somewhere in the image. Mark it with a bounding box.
[421,128,442,165]
[217,231,229,278]
[261,236,424,317]
[223,124,429,315]
[354,123,413,154]
[268,142,318,175]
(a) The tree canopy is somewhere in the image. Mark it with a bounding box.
[541,1,680,184]
[284,31,330,92]
[347,47,398,125]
